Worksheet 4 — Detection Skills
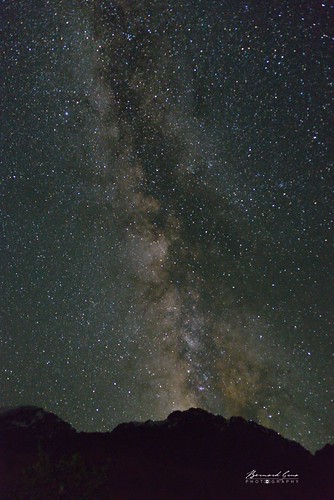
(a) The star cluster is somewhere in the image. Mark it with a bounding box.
[2,0,333,452]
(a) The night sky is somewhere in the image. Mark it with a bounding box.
[2,0,333,452]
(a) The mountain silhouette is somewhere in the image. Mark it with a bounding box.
[0,406,333,499]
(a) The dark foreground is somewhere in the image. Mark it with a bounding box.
[0,406,333,499]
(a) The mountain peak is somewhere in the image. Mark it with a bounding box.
[0,405,75,438]
[167,406,219,422]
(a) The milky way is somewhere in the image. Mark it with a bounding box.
[2,0,333,452]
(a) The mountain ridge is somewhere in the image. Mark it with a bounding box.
[1,406,333,499]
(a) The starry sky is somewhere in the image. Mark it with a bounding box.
[2,0,333,452]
